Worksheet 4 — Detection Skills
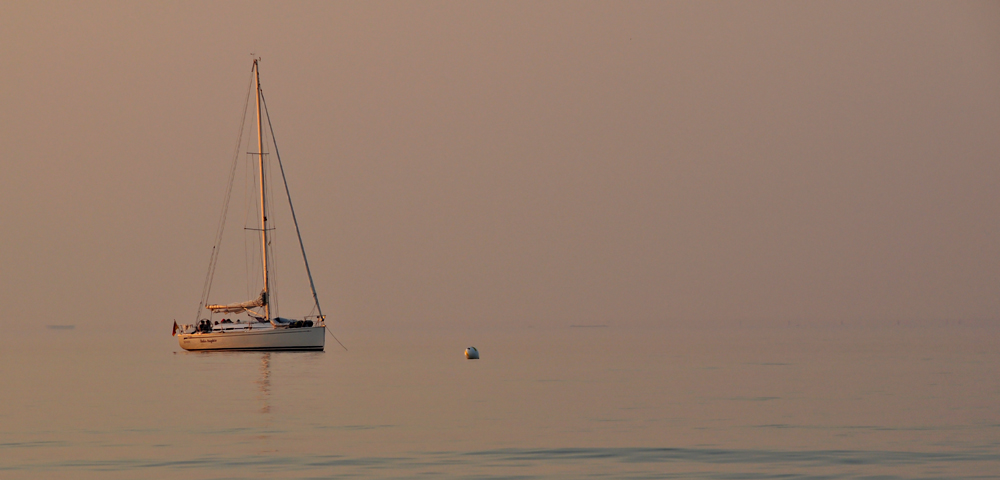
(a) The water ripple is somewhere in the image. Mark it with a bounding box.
[5,447,996,478]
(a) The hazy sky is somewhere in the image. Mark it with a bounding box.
[3,1,999,332]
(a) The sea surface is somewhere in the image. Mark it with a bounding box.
[1,323,998,479]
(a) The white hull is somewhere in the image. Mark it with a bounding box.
[178,326,325,351]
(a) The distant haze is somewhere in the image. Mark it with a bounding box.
[3,2,999,332]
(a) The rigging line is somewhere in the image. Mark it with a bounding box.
[244,122,257,302]
[265,128,280,318]
[249,150,270,300]
[260,92,326,320]
[197,69,255,321]
[259,120,279,318]
[244,151,251,302]
[325,326,348,352]
[261,91,346,351]
[246,141,263,302]
[247,130,266,305]
[204,75,253,311]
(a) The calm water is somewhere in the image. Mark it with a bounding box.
[1,324,998,479]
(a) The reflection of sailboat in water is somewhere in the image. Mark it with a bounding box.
[257,353,271,414]
[173,59,334,351]
[254,353,278,454]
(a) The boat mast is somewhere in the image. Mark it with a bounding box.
[254,58,271,321]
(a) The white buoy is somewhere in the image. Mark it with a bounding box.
[465,346,479,359]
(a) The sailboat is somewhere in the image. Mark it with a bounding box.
[174,59,326,351]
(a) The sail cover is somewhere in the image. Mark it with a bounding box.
[206,291,267,313]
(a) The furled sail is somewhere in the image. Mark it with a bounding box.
[206,291,267,313]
